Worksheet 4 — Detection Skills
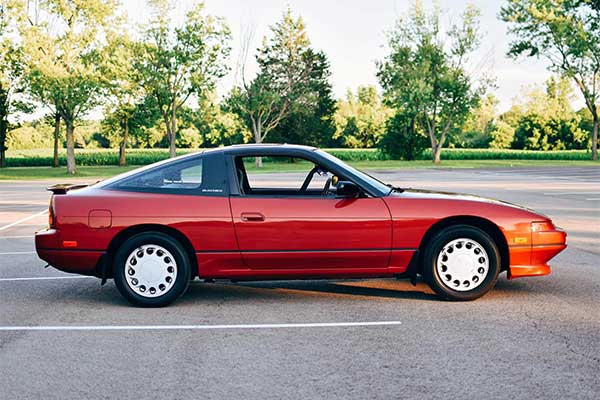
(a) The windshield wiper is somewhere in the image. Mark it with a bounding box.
[386,183,404,193]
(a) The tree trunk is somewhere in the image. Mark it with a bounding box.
[592,115,598,161]
[119,116,129,167]
[53,113,60,168]
[162,111,171,150]
[0,90,7,169]
[253,117,262,167]
[432,144,442,164]
[65,119,76,174]
[169,105,177,158]
[0,117,6,169]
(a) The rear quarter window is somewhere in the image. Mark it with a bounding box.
[109,153,227,196]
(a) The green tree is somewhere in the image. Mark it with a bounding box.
[379,112,428,160]
[19,4,63,168]
[185,94,251,147]
[377,1,486,163]
[268,49,337,147]
[100,33,142,166]
[23,71,63,167]
[0,0,23,168]
[21,0,118,174]
[204,110,251,146]
[455,94,498,148]
[507,77,588,150]
[136,1,231,158]
[228,9,333,164]
[501,0,600,160]
[334,86,393,148]
[489,121,515,149]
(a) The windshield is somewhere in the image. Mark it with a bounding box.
[316,150,392,195]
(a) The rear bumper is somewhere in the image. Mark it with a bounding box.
[508,228,567,280]
[35,228,104,276]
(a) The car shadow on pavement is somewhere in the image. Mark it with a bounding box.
[247,281,439,301]
[181,278,440,303]
[59,275,578,307]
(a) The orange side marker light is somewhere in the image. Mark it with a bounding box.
[63,241,78,248]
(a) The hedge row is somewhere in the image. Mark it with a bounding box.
[5,149,195,167]
[4,147,593,167]
[418,148,593,160]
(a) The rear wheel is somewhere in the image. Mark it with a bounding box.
[423,225,500,301]
[113,232,191,307]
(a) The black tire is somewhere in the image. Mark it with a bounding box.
[113,232,191,307]
[422,225,500,301]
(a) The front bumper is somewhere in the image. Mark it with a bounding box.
[508,228,567,280]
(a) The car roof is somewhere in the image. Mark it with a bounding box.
[220,143,317,155]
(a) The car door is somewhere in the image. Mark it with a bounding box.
[228,154,392,271]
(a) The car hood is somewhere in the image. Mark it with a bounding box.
[390,188,545,216]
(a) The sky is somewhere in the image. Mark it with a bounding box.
[121,0,578,113]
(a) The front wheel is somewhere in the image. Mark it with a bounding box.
[422,225,500,301]
[113,232,191,307]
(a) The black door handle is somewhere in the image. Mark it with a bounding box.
[241,212,265,222]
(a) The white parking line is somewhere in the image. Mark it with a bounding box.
[0,321,402,332]
[11,223,46,227]
[0,276,93,282]
[0,204,48,208]
[0,251,36,255]
[586,198,600,201]
[543,192,600,195]
[0,235,33,239]
[0,210,47,232]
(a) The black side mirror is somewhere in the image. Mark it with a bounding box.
[336,181,360,198]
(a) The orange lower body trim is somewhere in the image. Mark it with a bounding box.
[508,242,566,280]
[508,264,551,280]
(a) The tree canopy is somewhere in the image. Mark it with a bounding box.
[501,0,600,159]
[377,1,487,163]
[21,0,120,173]
[0,1,597,172]
[135,0,231,158]
[0,0,24,167]
[227,9,336,164]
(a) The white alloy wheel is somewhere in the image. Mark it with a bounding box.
[436,238,489,292]
[124,244,178,298]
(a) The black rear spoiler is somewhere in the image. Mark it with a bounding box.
[47,183,88,195]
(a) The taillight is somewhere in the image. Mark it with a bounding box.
[48,197,55,228]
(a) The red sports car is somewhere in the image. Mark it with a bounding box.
[35,144,567,306]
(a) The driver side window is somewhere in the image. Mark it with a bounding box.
[236,156,336,197]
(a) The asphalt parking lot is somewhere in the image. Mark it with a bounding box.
[0,166,598,400]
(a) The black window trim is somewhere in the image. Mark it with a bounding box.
[225,149,383,198]
[104,152,229,197]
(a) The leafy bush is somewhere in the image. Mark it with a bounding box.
[176,126,202,148]
[378,113,428,160]
[512,113,588,150]
[6,126,54,149]
[489,121,515,149]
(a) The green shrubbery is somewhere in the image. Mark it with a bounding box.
[5,147,593,167]
[418,148,591,160]
[5,149,195,167]
[378,113,429,160]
